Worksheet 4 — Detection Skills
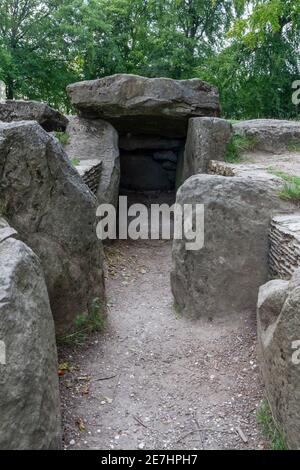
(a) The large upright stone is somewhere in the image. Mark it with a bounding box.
[183,117,232,180]
[257,270,300,449]
[0,121,105,334]
[0,100,68,131]
[234,120,300,154]
[65,116,120,207]
[171,173,292,318]
[0,218,61,450]
[67,74,220,138]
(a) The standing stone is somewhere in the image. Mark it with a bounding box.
[234,120,300,154]
[0,121,105,334]
[257,270,300,449]
[183,117,232,180]
[67,74,220,138]
[0,218,61,450]
[65,116,120,207]
[0,100,68,131]
[171,173,292,318]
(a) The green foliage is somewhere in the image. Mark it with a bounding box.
[0,1,299,119]
[58,298,106,345]
[288,141,300,152]
[71,158,80,166]
[269,168,300,203]
[257,400,287,450]
[225,134,257,162]
[198,0,300,119]
[55,131,70,146]
[173,301,183,319]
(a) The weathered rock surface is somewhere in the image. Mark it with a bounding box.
[234,119,300,154]
[67,74,220,138]
[0,218,61,450]
[120,154,173,191]
[257,270,300,449]
[0,100,68,131]
[171,173,292,318]
[183,117,232,180]
[65,116,120,207]
[269,213,300,280]
[0,121,105,334]
[76,160,103,195]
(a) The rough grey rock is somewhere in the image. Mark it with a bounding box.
[120,154,172,191]
[257,270,300,449]
[67,74,220,138]
[0,121,105,334]
[0,218,61,450]
[76,160,103,195]
[171,173,292,318]
[269,213,300,280]
[234,119,300,154]
[0,100,68,132]
[65,116,120,207]
[119,135,183,151]
[183,117,232,180]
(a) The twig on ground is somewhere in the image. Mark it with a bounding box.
[236,426,248,444]
[92,375,117,382]
[193,412,205,450]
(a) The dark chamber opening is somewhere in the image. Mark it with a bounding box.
[119,134,185,194]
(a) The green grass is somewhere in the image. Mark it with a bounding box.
[225,134,258,163]
[173,302,183,319]
[71,157,81,166]
[58,298,106,345]
[55,131,70,146]
[227,119,241,125]
[257,400,287,450]
[269,168,300,203]
[288,141,300,152]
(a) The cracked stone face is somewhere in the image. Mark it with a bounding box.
[0,120,105,334]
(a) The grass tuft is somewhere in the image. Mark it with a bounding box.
[269,168,300,203]
[225,134,258,163]
[71,157,81,166]
[58,298,106,346]
[173,302,183,319]
[288,141,300,152]
[257,400,287,450]
[55,131,70,146]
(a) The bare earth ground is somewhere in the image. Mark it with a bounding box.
[59,234,265,450]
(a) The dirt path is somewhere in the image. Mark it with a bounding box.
[60,236,265,450]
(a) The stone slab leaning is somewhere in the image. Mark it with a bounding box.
[0,218,61,450]
[0,100,68,132]
[0,121,105,335]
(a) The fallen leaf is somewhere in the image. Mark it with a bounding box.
[103,396,113,404]
[76,418,86,432]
